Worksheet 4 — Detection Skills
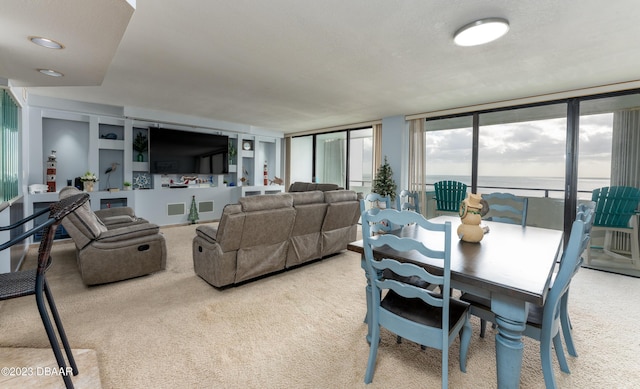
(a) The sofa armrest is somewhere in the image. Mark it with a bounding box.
[95,207,148,228]
[95,223,161,243]
[95,207,136,219]
[195,225,218,244]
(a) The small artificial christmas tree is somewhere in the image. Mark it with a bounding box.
[372,156,397,201]
[188,195,199,224]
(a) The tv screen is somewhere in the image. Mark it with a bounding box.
[149,128,229,174]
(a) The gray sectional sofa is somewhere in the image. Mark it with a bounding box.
[192,190,361,287]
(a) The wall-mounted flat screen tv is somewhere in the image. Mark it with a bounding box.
[149,128,229,174]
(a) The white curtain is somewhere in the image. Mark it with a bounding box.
[409,119,427,217]
[372,123,382,178]
[323,138,345,186]
[610,109,640,252]
[611,109,640,187]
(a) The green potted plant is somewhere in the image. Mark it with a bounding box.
[80,171,98,192]
[133,132,148,162]
[228,142,237,165]
[123,181,132,190]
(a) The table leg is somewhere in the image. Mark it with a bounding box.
[492,295,528,389]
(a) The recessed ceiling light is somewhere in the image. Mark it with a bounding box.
[453,18,510,47]
[29,36,64,49]
[38,69,64,77]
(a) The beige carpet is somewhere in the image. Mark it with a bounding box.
[1,224,639,389]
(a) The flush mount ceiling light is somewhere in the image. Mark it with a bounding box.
[29,36,64,49]
[38,69,64,77]
[453,18,510,46]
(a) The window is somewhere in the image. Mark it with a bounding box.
[420,89,640,235]
[349,128,373,194]
[290,127,373,190]
[578,94,640,199]
[424,116,473,188]
[478,104,567,198]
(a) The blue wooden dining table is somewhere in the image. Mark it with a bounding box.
[348,215,564,389]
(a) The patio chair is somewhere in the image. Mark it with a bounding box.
[434,180,467,215]
[0,192,89,389]
[587,186,640,269]
[396,189,420,214]
[361,208,471,388]
[482,192,528,227]
[460,208,592,389]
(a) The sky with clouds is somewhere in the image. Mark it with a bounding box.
[425,112,613,180]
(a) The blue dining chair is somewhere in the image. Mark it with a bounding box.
[460,208,593,389]
[360,193,393,235]
[361,208,471,388]
[396,189,421,214]
[434,180,467,215]
[587,186,640,269]
[556,202,595,359]
[482,192,528,227]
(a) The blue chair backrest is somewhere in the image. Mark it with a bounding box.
[360,193,392,234]
[591,186,640,228]
[482,192,528,227]
[434,181,467,212]
[544,215,591,330]
[360,193,391,213]
[396,189,420,214]
[362,208,453,344]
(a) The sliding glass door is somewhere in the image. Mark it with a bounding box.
[290,127,373,191]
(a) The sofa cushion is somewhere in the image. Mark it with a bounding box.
[239,193,293,212]
[288,182,312,192]
[324,189,357,203]
[290,190,324,205]
[288,182,342,192]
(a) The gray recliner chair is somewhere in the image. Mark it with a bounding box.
[59,186,167,285]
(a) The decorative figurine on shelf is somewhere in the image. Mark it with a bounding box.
[457,193,485,243]
[45,150,57,192]
[241,167,250,186]
[269,176,284,185]
[263,161,268,186]
[188,195,199,224]
[104,162,120,190]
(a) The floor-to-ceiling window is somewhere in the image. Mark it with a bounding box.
[419,89,640,235]
[348,128,373,194]
[478,104,567,199]
[289,136,314,184]
[289,127,373,191]
[578,93,640,197]
[424,116,473,188]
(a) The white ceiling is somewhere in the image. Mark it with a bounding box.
[2,0,640,134]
